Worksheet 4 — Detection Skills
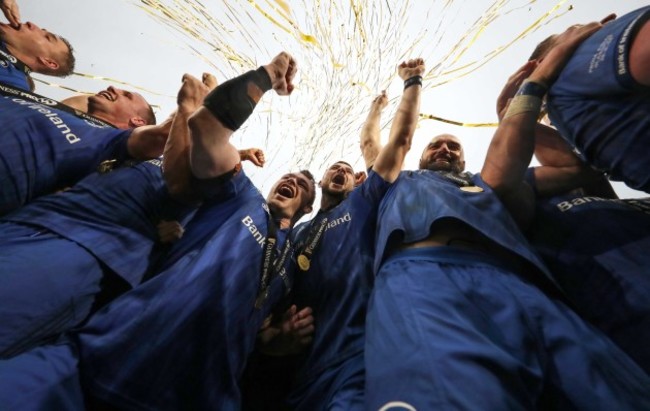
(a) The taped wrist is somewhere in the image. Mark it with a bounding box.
[203,66,272,131]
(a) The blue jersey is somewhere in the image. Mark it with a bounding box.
[1,159,188,287]
[529,194,650,372]
[75,171,295,411]
[547,6,650,191]
[375,170,550,278]
[288,172,390,402]
[0,41,30,90]
[365,171,650,409]
[0,95,132,215]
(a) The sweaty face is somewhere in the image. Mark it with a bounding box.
[320,162,355,196]
[267,172,315,220]
[87,86,150,127]
[0,22,68,68]
[419,134,465,173]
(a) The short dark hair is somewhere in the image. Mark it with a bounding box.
[41,35,75,77]
[333,160,353,170]
[529,34,557,60]
[299,169,316,207]
[142,102,157,125]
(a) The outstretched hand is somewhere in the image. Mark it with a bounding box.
[177,72,217,113]
[239,148,265,167]
[1,0,20,28]
[264,52,298,95]
[397,58,425,81]
[529,14,616,87]
[371,90,388,112]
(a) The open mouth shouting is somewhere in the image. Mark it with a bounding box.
[332,173,346,185]
[96,90,115,101]
[277,182,295,199]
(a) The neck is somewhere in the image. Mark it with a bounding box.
[4,44,33,70]
[320,192,345,211]
[87,110,127,129]
[268,205,294,230]
[276,216,292,230]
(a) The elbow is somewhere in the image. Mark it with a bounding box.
[394,130,414,150]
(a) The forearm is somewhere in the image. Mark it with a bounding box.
[534,166,615,198]
[189,68,272,179]
[483,80,545,193]
[359,107,383,169]
[127,118,170,160]
[482,86,542,228]
[534,123,582,167]
[373,85,420,182]
[162,107,197,200]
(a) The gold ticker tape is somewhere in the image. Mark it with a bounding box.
[420,113,497,128]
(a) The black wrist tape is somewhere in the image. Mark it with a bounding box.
[203,66,272,131]
[404,75,423,90]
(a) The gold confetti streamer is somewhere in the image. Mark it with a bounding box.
[36,0,574,180]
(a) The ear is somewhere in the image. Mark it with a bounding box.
[37,56,60,71]
[128,116,147,128]
[318,180,322,188]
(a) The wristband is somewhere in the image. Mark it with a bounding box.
[404,75,423,90]
[503,94,543,119]
[516,80,547,98]
[203,66,272,131]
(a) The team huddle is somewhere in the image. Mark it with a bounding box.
[1,1,649,410]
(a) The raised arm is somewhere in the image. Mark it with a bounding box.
[162,73,217,200]
[360,91,388,170]
[495,57,609,198]
[188,52,296,180]
[372,58,424,183]
[482,20,608,228]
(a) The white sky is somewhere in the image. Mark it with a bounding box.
[18,0,648,206]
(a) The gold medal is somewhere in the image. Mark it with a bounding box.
[97,159,117,174]
[460,186,484,193]
[297,254,311,271]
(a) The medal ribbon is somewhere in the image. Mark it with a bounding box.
[296,216,328,271]
[254,209,295,309]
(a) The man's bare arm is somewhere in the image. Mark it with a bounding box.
[482,20,608,228]
[162,73,217,201]
[189,52,297,180]
[360,91,388,170]
[372,58,424,183]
